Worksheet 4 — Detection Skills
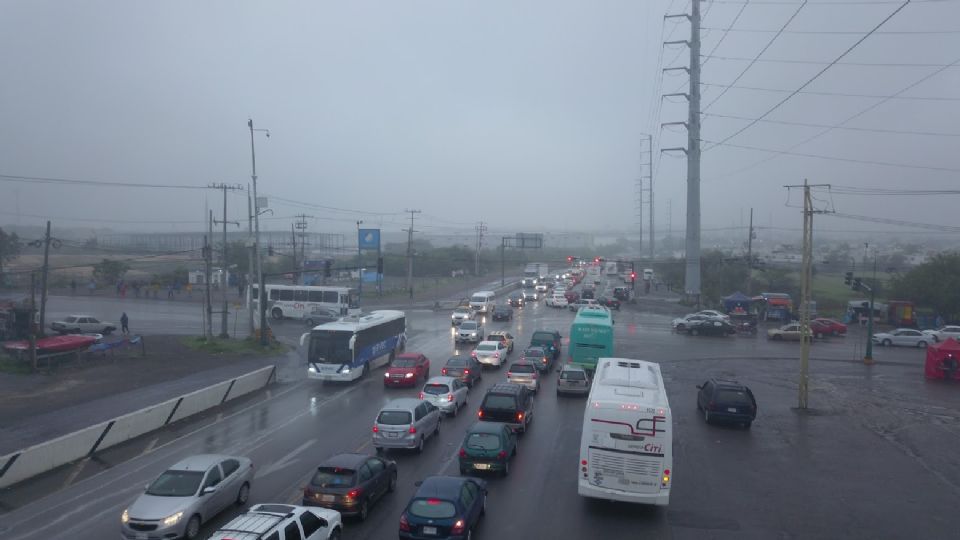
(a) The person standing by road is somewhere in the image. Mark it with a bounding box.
[120,312,130,335]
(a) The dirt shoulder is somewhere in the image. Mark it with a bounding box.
[0,335,286,453]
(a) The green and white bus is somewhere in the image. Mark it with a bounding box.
[568,306,614,373]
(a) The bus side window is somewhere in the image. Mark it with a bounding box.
[279,289,294,301]
[309,291,324,302]
[269,289,280,301]
[323,291,339,304]
[294,289,308,302]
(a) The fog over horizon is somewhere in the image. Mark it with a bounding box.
[2,0,958,244]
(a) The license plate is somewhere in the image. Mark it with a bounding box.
[727,407,738,413]
[387,432,399,438]
[474,463,491,470]
[135,534,148,540]
[423,526,438,535]
[321,494,335,502]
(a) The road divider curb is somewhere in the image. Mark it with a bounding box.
[0,364,276,489]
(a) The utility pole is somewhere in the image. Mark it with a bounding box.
[246,185,254,336]
[38,220,52,337]
[661,0,701,306]
[211,183,241,338]
[30,272,37,369]
[649,133,655,260]
[404,210,421,299]
[357,220,363,303]
[785,181,831,409]
[291,222,297,282]
[746,208,754,295]
[204,212,214,340]
[635,136,651,256]
[247,118,270,344]
[475,222,487,276]
[296,214,309,283]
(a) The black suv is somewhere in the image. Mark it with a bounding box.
[491,304,514,322]
[477,383,534,433]
[580,287,596,300]
[696,378,757,428]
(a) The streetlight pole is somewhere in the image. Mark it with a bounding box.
[864,252,878,364]
[357,220,363,307]
[248,119,270,344]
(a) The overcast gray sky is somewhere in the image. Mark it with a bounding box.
[1,0,958,241]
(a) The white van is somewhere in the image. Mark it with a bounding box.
[578,358,673,506]
[469,290,496,313]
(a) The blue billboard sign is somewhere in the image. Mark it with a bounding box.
[359,228,380,251]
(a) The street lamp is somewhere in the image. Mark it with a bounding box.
[357,220,363,306]
[248,118,270,345]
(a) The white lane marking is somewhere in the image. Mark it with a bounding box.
[255,438,317,479]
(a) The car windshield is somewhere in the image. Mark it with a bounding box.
[446,357,468,367]
[470,295,486,303]
[423,383,450,395]
[466,432,501,450]
[509,363,535,373]
[560,370,586,380]
[391,357,418,368]
[409,498,457,519]
[454,308,470,314]
[460,322,477,330]
[717,389,753,406]
[377,410,412,425]
[145,470,204,497]
[483,395,517,409]
[310,467,356,488]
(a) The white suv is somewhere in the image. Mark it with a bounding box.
[209,503,342,540]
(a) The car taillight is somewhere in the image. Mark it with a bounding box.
[542,358,547,363]
[471,351,477,357]
[450,519,466,535]
[347,488,361,499]
[372,425,379,433]
[581,458,588,477]
[447,393,454,402]
[478,409,484,418]
[497,450,507,460]
[516,412,524,421]
[399,513,411,532]
[409,425,417,434]
[459,448,466,457]
[662,468,671,487]
[419,392,425,399]
[493,352,499,358]
[442,368,448,375]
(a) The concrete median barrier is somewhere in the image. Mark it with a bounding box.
[0,365,276,489]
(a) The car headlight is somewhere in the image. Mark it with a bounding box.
[384,372,391,378]
[121,509,129,524]
[162,511,183,527]
[404,372,414,378]
[341,368,351,374]
[308,366,316,373]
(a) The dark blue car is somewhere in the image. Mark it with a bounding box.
[697,378,758,428]
[399,476,487,540]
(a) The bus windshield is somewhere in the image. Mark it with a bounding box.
[309,330,353,364]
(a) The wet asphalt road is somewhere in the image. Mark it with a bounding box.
[3,286,960,539]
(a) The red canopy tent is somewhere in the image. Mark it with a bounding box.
[924,338,960,380]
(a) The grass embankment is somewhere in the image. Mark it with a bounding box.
[0,355,34,375]
[181,336,287,356]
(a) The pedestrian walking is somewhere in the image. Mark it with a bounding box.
[167,284,174,299]
[120,312,130,335]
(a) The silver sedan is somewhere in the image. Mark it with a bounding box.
[121,454,254,540]
[420,376,469,415]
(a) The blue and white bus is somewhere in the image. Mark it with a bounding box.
[303,310,406,382]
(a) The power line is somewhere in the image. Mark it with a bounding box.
[699,81,960,100]
[0,173,208,190]
[702,112,960,137]
[699,27,960,35]
[701,139,960,172]
[704,0,913,149]
[701,0,751,68]
[704,0,954,4]
[825,185,960,195]
[702,0,809,112]
[699,54,956,68]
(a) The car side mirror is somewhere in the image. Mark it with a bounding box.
[696,384,702,389]
[414,480,423,487]
[202,486,217,495]
[318,518,328,528]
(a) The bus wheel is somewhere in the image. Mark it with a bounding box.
[271,308,283,320]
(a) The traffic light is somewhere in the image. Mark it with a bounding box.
[630,271,637,282]
[844,271,853,286]
[567,256,573,263]
[323,260,332,278]
[852,277,862,291]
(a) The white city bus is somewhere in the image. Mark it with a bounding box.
[578,358,673,506]
[302,310,406,382]
[252,284,359,321]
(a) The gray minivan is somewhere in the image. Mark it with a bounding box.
[372,398,442,454]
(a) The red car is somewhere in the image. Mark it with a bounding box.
[564,290,580,303]
[383,353,431,387]
[812,318,847,337]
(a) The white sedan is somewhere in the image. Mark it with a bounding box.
[51,314,117,335]
[922,326,960,343]
[546,294,568,308]
[872,328,931,348]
